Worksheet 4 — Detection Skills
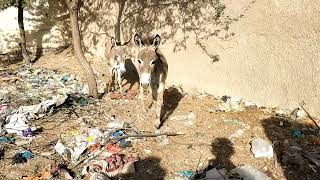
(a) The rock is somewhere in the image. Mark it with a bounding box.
[170,112,196,126]
[291,108,307,119]
[217,96,243,112]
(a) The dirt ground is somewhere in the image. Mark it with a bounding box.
[1,51,320,180]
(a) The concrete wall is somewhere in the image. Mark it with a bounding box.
[1,0,319,115]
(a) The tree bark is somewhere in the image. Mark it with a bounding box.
[115,0,126,42]
[66,0,98,98]
[17,0,30,64]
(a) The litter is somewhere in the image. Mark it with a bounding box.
[12,150,34,164]
[170,112,196,126]
[229,165,270,180]
[106,121,127,129]
[51,164,75,179]
[291,129,304,138]
[105,144,122,154]
[4,94,68,135]
[110,130,132,147]
[251,138,273,158]
[22,128,34,137]
[0,104,11,122]
[5,114,29,134]
[217,96,243,112]
[79,98,90,106]
[0,136,16,143]
[82,154,138,177]
[178,170,194,178]
[205,168,227,179]
[291,108,307,119]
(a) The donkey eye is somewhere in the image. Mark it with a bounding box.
[150,60,155,65]
[137,59,142,64]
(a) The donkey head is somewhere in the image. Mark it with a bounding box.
[109,37,127,73]
[133,34,161,89]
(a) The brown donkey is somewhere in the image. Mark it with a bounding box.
[133,34,168,129]
[106,37,127,93]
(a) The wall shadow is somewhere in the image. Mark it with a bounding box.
[1,0,254,64]
[25,0,70,62]
[195,137,235,179]
[262,116,320,180]
[76,0,254,62]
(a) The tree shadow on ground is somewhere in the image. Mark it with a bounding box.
[120,156,166,180]
[195,137,235,179]
[262,116,320,180]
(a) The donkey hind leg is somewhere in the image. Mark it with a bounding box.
[116,69,123,93]
[154,83,164,129]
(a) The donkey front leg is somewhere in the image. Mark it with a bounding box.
[116,69,123,93]
[154,82,165,129]
[138,83,144,100]
[107,69,115,93]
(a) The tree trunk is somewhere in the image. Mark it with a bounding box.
[115,0,126,42]
[17,0,30,64]
[66,0,98,98]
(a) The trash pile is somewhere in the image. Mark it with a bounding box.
[51,120,152,179]
[0,66,94,134]
[0,65,175,179]
[0,65,89,106]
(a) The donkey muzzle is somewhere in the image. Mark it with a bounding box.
[140,73,151,89]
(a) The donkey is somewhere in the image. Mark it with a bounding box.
[133,34,168,129]
[106,37,127,93]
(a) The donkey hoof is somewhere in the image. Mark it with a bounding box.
[154,121,161,129]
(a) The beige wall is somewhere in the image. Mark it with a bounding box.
[1,0,319,116]
[163,0,320,116]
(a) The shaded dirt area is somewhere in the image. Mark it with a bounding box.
[0,52,320,180]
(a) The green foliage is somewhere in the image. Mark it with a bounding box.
[0,0,15,10]
[0,0,33,11]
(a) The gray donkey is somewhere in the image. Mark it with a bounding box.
[106,37,127,93]
[133,34,168,129]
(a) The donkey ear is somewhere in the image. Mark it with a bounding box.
[111,37,117,47]
[152,34,161,48]
[134,34,142,47]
